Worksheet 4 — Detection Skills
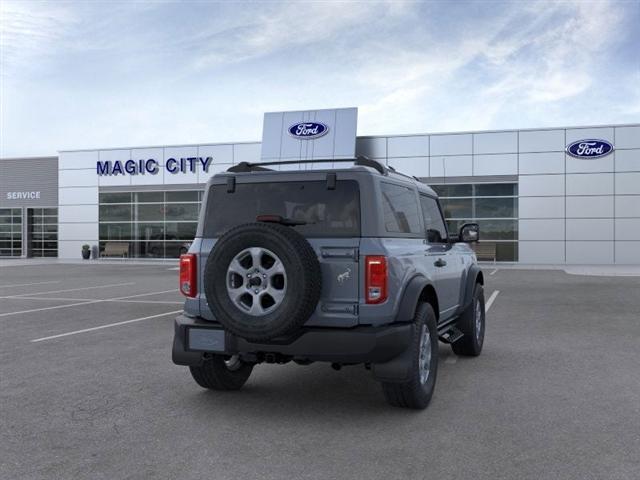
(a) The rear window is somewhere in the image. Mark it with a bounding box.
[204,180,360,237]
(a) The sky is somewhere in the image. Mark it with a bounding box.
[1,0,639,157]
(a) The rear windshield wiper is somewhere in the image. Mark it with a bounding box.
[256,215,307,226]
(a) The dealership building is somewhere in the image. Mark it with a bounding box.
[1,108,639,264]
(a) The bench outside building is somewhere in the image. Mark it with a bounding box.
[472,242,497,263]
[101,242,129,258]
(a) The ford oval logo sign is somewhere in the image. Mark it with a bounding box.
[566,139,614,159]
[288,122,329,139]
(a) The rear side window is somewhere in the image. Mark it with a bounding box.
[204,180,360,237]
[419,195,448,243]
[381,183,422,234]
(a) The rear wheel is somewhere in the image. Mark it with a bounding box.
[189,355,253,390]
[381,303,439,409]
[452,283,485,356]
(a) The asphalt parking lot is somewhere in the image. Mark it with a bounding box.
[1,263,639,480]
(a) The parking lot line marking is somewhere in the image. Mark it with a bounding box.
[489,269,498,275]
[30,310,182,343]
[485,290,500,312]
[0,281,60,289]
[107,300,184,305]
[0,282,136,299]
[444,355,457,365]
[109,289,176,300]
[0,289,178,318]
[5,296,183,305]
[0,300,103,317]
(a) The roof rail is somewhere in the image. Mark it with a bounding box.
[226,162,273,173]
[226,157,387,175]
[353,156,386,174]
[387,165,420,182]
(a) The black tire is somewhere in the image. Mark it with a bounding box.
[381,303,439,409]
[452,283,485,357]
[204,222,322,342]
[189,355,253,390]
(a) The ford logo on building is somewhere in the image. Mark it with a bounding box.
[566,139,614,159]
[288,122,329,139]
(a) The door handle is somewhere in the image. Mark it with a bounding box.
[434,258,447,268]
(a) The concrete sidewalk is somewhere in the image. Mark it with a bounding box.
[0,258,179,268]
[480,262,640,277]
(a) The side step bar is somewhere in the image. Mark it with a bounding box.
[438,327,464,344]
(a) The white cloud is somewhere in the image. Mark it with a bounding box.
[189,1,410,70]
[0,0,637,156]
[0,0,77,71]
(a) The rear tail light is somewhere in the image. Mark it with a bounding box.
[179,254,197,298]
[365,255,387,304]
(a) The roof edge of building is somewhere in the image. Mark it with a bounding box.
[55,122,640,154]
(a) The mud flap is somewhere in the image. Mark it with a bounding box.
[371,323,415,383]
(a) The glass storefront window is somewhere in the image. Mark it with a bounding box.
[430,182,518,261]
[136,192,164,203]
[165,204,199,221]
[474,183,518,197]
[99,190,203,258]
[0,208,23,257]
[137,204,165,221]
[100,204,132,221]
[137,223,165,241]
[165,222,197,240]
[100,223,133,240]
[166,191,199,202]
[440,199,473,218]
[475,198,517,218]
[475,220,518,240]
[431,184,473,198]
[100,192,132,203]
[28,208,58,258]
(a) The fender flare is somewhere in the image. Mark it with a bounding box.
[394,275,432,324]
[458,264,484,315]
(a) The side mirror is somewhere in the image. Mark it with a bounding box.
[459,223,480,243]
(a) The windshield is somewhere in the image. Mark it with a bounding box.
[203,180,360,237]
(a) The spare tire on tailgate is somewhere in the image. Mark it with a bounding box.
[204,222,322,342]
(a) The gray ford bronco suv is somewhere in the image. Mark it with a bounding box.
[172,157,485,409]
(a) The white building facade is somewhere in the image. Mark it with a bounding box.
[2,117,639,264]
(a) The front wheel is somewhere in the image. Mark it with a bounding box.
[189,355,253,390]
[381,303,439,409]
[452,283,485,356]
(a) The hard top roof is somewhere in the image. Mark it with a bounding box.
[214,157,437,196]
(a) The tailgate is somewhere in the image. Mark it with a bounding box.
[305,238,360,327]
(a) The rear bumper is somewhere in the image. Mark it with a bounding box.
[172,314,413,366]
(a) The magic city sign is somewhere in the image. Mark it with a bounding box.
[566,139,614,159]
[96,157,213,176]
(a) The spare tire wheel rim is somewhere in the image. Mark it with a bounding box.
[226,247,287,316]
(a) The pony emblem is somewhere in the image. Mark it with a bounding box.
[337,268,351,284]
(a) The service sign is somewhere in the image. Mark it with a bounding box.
[566,139,614,159]
[288,122,329,140]
[6,191,41,200]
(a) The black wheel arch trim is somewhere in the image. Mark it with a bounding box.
[394,275,433,324]
[457,264,484,316]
